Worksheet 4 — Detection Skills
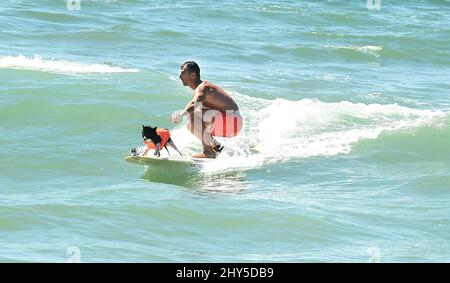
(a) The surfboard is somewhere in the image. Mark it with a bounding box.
[123,153,211,167]
[124,146,212,167]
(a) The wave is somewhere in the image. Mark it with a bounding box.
[168,93,447,173]
[325,45,383,57]
[256,3,302,14]
[0,55,139,74]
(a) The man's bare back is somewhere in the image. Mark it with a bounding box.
[194,81,239,113]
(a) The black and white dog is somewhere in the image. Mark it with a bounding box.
[135,125,182,157]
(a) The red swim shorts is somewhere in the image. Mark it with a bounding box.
[211,111,243,137]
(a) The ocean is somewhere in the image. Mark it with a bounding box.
[0,0,449,262]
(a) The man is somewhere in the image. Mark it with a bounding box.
[170,61,243,158]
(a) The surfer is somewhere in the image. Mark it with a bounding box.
[170,61,243,158]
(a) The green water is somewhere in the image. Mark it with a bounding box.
[0,0,449,262]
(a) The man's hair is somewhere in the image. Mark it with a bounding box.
[181,61,200,78]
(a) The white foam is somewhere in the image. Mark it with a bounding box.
[0,55,139,74]
[325,45,383,56]
[169,93,447,173]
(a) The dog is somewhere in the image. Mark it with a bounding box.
[139,125,182,157]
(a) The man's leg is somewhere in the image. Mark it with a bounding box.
[201,108,222,151]
[186,109,216,158]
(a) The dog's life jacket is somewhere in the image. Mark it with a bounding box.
[144,128,170,150]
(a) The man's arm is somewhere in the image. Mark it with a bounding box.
[179,99,194,117]
[180,90,205,116]
[171,90,205,123]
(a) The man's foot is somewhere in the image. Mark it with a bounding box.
[192,152,216,159]
[192,146,217,159]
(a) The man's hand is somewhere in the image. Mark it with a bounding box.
[170,112,182,124]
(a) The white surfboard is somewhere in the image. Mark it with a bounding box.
[124,154,208,166]
[124,146,210,167]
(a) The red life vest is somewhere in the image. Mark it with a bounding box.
[144,128,171,150]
